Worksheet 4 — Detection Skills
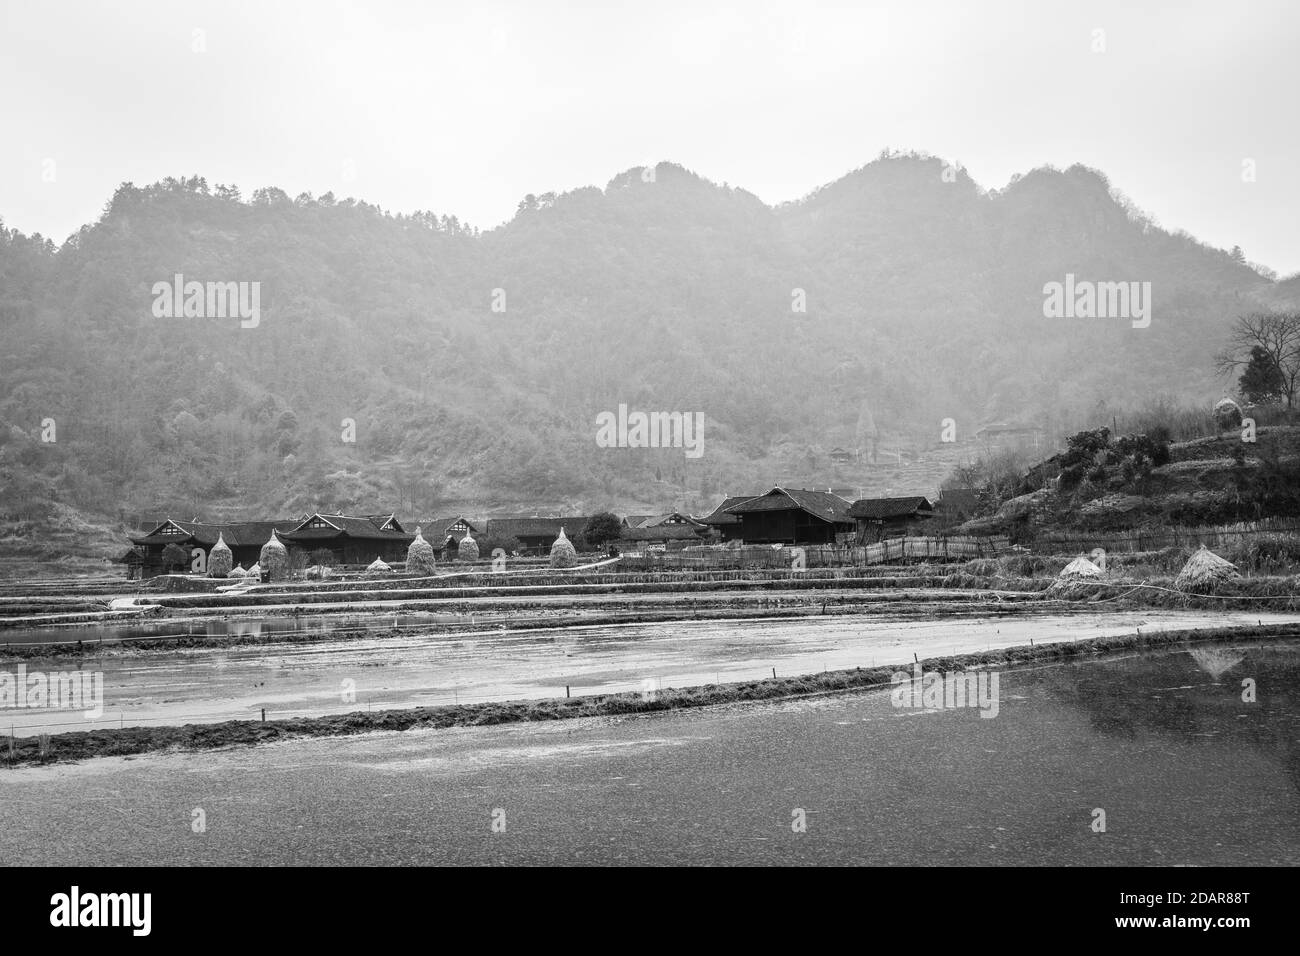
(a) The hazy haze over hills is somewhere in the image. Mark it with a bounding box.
[0,154,1293,523]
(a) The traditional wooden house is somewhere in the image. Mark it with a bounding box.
[623,512,707,531]
[278,512,414,565]
[126,512,415,577]
[618,523,710,551]
[127,518,301,577]
[848,496,935,542]
[724,488,855,544]
[417,516,482,555]
[486,516,594,553]
[697,495,758,542]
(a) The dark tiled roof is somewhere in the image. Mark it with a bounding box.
[284,514,412,540]
[416,517,480,539]
[132,518,300,548]
[133,514,412,548]
[624,513,707,529]
[486,516,594,538]
[642,512,707,528]
[727,488,854,523]
[698,495,759,525]
[619,525,707,542]
[849,496,935,519]
[411,518,480,546]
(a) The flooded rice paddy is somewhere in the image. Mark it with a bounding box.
[1,637,1294,865]
[4,609,1298,736]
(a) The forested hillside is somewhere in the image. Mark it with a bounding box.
[0,154,1292,524]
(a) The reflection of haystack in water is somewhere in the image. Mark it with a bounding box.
[1189,647,1246,680]
[1175,545,1240,593]
[1058,555,1103,580]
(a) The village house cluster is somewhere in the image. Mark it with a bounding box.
[120,487,956,578]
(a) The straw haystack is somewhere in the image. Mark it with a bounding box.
[1058,555,1103,580]
[550,527,577,568]
[229,564,247,578]
[365,556,393,577]
[245,562,261,579]
[1175,545,1241,593]
[457,530,480,562]
[208,532,233,578]
[1213,396,1243,429]
[406,527,436,575]
[259,531,288,582]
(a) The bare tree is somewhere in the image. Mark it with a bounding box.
[1216,311,1300,408]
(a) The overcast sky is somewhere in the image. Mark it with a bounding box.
[2,0,1296,274]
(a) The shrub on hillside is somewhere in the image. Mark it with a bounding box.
[1115,432,1171,467]
[1062,427,1110,469]
[1224,534,1300,573]
[1057,463,1084,491]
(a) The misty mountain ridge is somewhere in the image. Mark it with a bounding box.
[0,152,1292,524]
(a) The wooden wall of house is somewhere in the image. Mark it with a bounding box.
[281,540,410,567]
[332,540,409,565]
[230,545,263,568]
[738,510,845,544]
